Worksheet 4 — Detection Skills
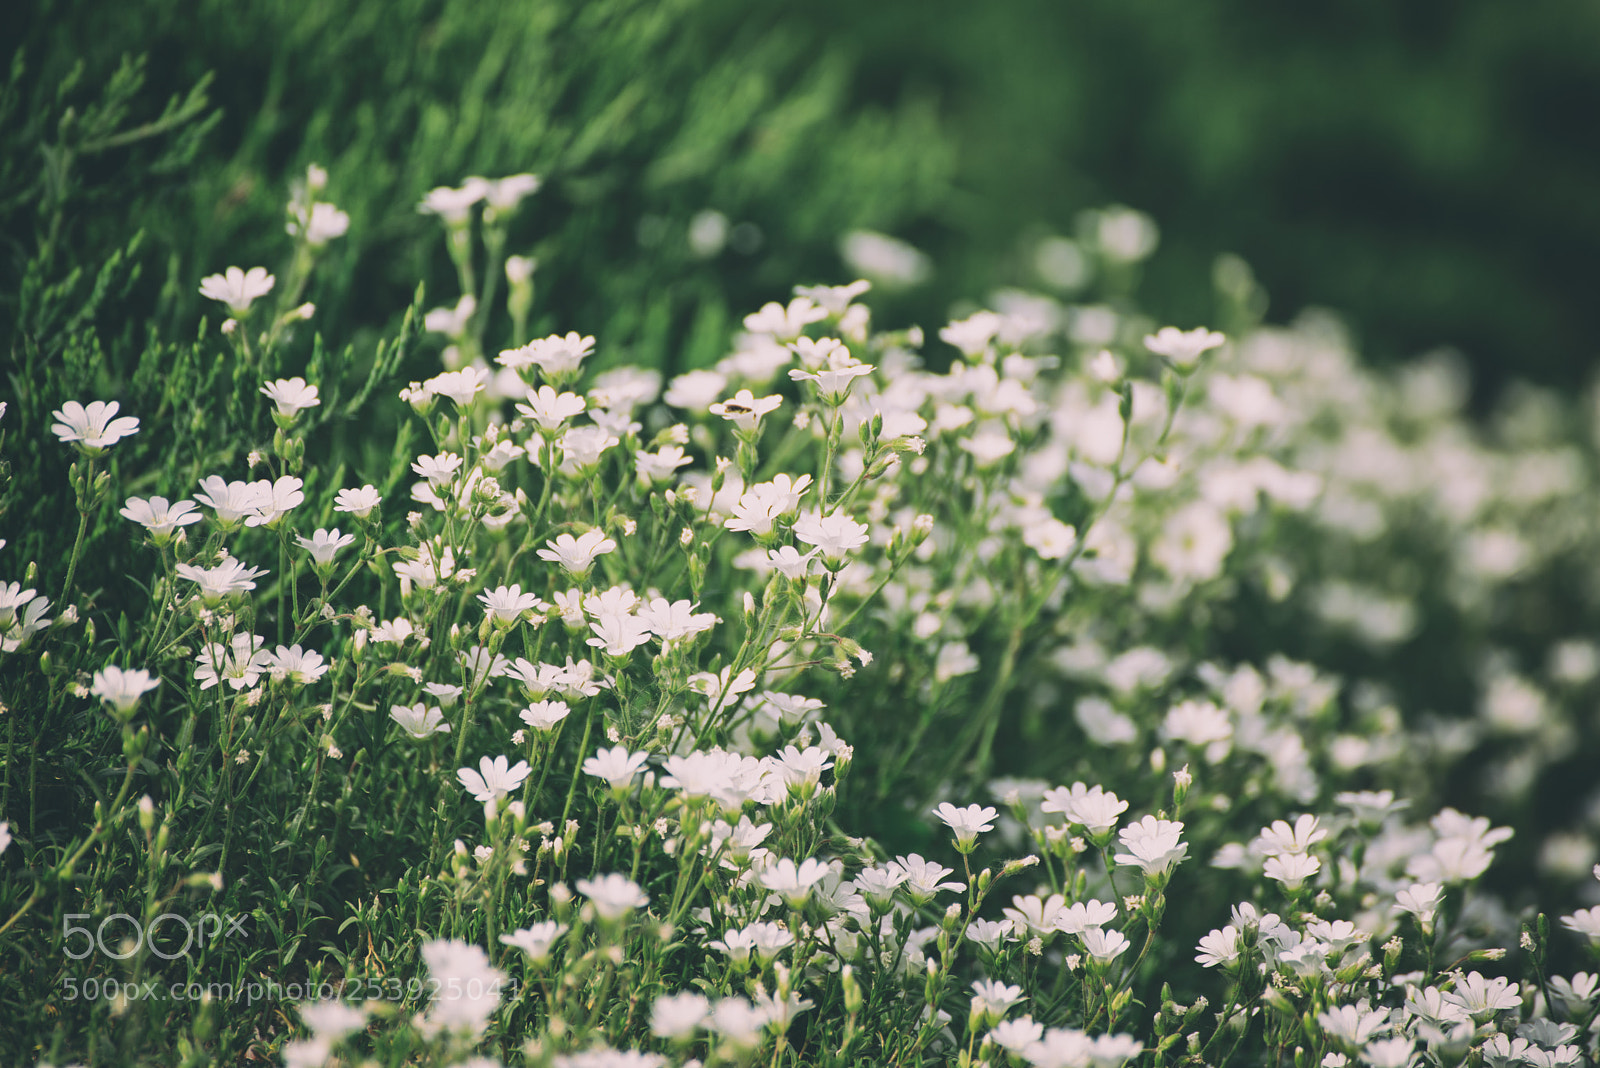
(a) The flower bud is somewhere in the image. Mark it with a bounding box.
[842,964,862,1014]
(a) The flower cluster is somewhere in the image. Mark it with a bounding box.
[15,175,1600,1068]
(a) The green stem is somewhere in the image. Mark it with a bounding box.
[560,700,597,831]
[59,461,95,605]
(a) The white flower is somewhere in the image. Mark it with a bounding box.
[295,528,354,566]
[708,388,783,432]
[795,279,870,316]
[199,266,275,314]
[297,998,366,1041]
[1097,206,1159,262]
[686,666,759,707]
[758,691,824,726]
[1151,501,1233,583]
[51,400,140,453]
[419,937,503,1037]
[195,476,269,528]
[120,496,202,543]
[176,558,269,605]
[244,476,305,528]
[1407,836,1494,884]
[932,802,998,850]
[1080,926,1131,963]
[1318,1006,1390,1047]
[896,854,965,903]
[1003,893,1068,938]
[1195,926,1241,968]
[424,295,476,337]
[1040,783,1127,837]
[776,745,833,792]
[635,445,693,484]
[458,645,510,685]
[724,490,781,539]
[1256,814,1328,856]
[498,920,566,963]
[91,665,160,715]
[971,979,1025,1022]
[839,230,931,288]
[518,700,570,732]
[743,297,827,341]
[854,865,908,909]
[710,817,772,863]
[391,703,450,740]
[479,584,540,625]
[958,424,1016,467]
[426,367,489,407]
[417,678,461,712]
[0,586,50,651]
[260,377,321,417]
[1562,906,1600,942]
[584,585,639,618]
[709,996,771,1049]
[651,991,710,1040]
[267,644,328,685]
[370,617,415,645]
[792,511,870,560]
[990,1015,1045,1054]
[193,633,272,691]
[457,755,531,802]
[1393,882,1444,926]
[417,181,487,224]
[1023,518,1077,560]
[940,311,1002,356]
[766,545,817,579]
[582,745,649,790]
[1263,853,1320,892]
[1547,973,1598,1013]
[664,369,729,409]
[485,172,541,212]
[411,452,462,488]
[758,857,831,906]
[576,872,649,921]
[1055,900,1118,935]
[934,642,979,683]
[636,598,718,642]
[498,332,595,377]
[537,529,616,577]
[788,359,875,404]
[717,922,795,965]
[1360,1037,1415,1068]
[1442,972,1519,1019]
[1114,816,1188,878]
[1143,325,1225,368]
[516,385,587,430]
[1335,790,1409,824]
[1163,699,1234,762]
[661,750,743,800]
[587,611,653,657]
[287,201,349,246]
[966,917,1015,950]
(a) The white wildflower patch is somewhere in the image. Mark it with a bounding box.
[12,164,1588,1068]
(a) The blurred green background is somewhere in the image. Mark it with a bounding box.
[10,0,1600,400]
[832,0,1600,403]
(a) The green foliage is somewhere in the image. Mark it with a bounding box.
[6,0,953,605]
